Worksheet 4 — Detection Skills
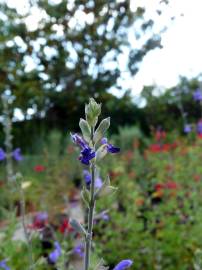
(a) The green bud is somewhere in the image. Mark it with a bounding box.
[85,98,101,127]
[94,117,110,144]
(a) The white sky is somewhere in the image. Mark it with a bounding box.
[130,0,202,97]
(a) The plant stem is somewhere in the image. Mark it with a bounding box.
[19,180,35,270]
[84,128,96,270]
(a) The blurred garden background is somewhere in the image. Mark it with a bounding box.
[1,0,202,269]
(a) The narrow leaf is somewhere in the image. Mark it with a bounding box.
[81,187,91,206]
[94,117,110,144]
[70,219,87,236]
[79,118,91,142]
[96,144,108,162]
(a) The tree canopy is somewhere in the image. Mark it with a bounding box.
[0,0,169,126]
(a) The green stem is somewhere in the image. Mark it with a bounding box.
[84,128,96,270]
[19,181,35,270]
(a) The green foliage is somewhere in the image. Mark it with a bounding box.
[94,134,202,269]
[140,76,202,131]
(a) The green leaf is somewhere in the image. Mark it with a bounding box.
[95,175,117,198]
[79,118,91,142]
[81,187,91,206]
[94,117,110,144]
[95,144,108,162]
[70,219,87,236]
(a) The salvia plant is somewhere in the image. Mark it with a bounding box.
[71,98,133,270]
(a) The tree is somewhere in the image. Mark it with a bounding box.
[0,0,169,130]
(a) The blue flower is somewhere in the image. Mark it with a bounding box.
[71,133,88,149]
[73,243,84,258]
[35,212,48,222]
[83,170,103,188]
[107,144,120,154]
[95,177,103,189]
[101,137,108,144]
[101,138,120,154]
[193,88,202,101]
[184,124,192,133]
[83,170,91,185]
[48,241,61,264]
[71,133,95,165]
[79,147,95,165]
[0,260,10,270]
[197,120,202,134]
[12,148,23,161]
[100,212,109,221]
[0,149,6,161]
[113,260,133,270]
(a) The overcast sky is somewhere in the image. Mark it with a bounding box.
[131,0,202,97]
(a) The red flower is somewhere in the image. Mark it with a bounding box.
[149,144,162,153]
[155,131,166,141]
[59,219,74,234]
[34,165,46,172]
[165,181,178,189]
[193,175,200,182]
[155,183,165,191]
[0,181,4,188]
[28,212,48,230]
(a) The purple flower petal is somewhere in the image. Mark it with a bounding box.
[107,144,120,154]
[95,177,103,189]
[101,137,108,144]
[71,133,88,149]
[73,243,84,258]
[12,148,23,161]
[197,120,202,134]
[193,88,202,101]
[79,147,95,165]
[0,148,6,161]
[0,260,10,270]
[83,170,91,185]
[35,212,48,222]
[48,241,61,264]
[113,260,133,270]
[184,124,192,133]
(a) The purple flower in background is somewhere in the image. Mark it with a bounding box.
[193,88,202,101]
[184,124,192,133]
[100,212,109,221]
[35,212,48,222]
[0,148,6,161]
[12,148,23,161]
[73,243,84,258]
[0,260,10,270]
[101,138,120,154]
[83,170,103,188]
[79,147,95,165]
[197,120,202,134]
[95,177,103,189]
[113,260,133,270]
[48,241,61,264]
